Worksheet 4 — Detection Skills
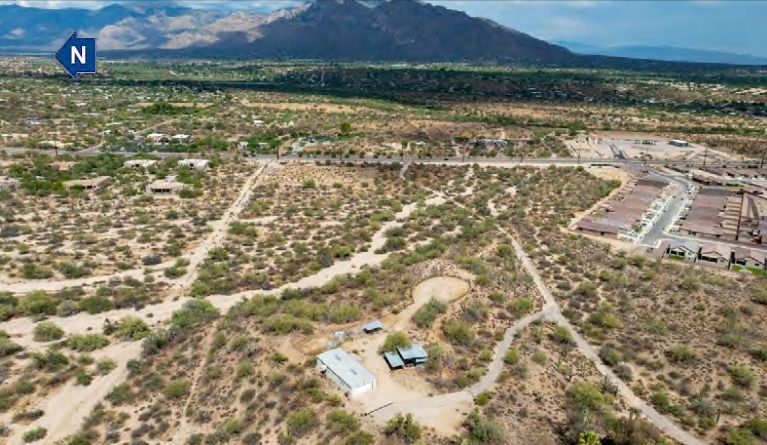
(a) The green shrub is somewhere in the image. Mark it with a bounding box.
[106,383,134,405]
[503,348,520,365]
[380,331,411,353]
[112,316,150,340]
[0,338,22,357]
[21,292,56,316]
[287,408,318,438]
[32,322,64,342]
[728,365,756,388]
[67,334,110,352]
[413,298,447,328]
[745,418,767,439]
[551,325,573,344]
[507,298,534,316]
[22,427,46,443]
[566,382,611,414]
[21,264,53,280]
[78,295,113,314]
[384,413,421,443]
[165,379,190,399]
[667,345,697,364]
[465,410,505,443]
[474,391,492,406]
[442,320,474,346]
[171,299,219,330]
[326,409,360,434]
[344,430,374,445]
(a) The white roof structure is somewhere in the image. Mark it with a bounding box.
[178,159,210,170]
[124,159,158,168]
[172,134,190,140]
[317,348,376,394]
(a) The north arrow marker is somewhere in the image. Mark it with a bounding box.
[54,31,97,79]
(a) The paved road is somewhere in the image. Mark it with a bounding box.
[0,146,759,169]
[641,170,692,246]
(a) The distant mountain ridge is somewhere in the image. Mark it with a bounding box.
[0,0,573,63]
[1,1,765,67]
[556,41,767,66]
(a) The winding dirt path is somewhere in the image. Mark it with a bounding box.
[370,182,705,445]
[0,186,445,444]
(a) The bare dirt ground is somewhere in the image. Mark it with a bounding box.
[351,276,473,434]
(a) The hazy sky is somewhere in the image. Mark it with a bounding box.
[3,0,765,57]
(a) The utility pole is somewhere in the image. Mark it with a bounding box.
[702,145,709,167]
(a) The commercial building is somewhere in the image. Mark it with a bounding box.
[317,348,376,396]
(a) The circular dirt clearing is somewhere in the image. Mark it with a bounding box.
[412,276,470,305]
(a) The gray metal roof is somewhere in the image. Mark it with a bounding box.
[384,351,405,368]
[397,345,428,361]
[362,320,384,332]
[317,348,375,389]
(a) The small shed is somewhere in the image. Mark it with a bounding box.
[362,320,383,334]
[384,351,405,370]
[397,345,429,367]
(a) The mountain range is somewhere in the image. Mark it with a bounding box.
[0,0,764,67]
[556,41,767,66]
[0,0,573,62]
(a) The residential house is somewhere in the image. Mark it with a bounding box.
[147,133,170,145]
[124,159,158,169]
[732,248,767,273]
[666,240,699,262]
[178,159,210,170]
[172,134,190,144]
[698,244,731,268]
[146,179,186,195]
[63,176,112,191]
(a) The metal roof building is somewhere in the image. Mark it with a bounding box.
[316,348,376,396]
[384,351,405,369]
[397,345,429,366]
[362,320,384,334]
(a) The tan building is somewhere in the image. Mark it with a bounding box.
[63,176,112,190]
[146,179,186,195]
[698,243,731,269]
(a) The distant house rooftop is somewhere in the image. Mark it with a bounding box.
[178,159,210,170]
[63,176,111,190]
